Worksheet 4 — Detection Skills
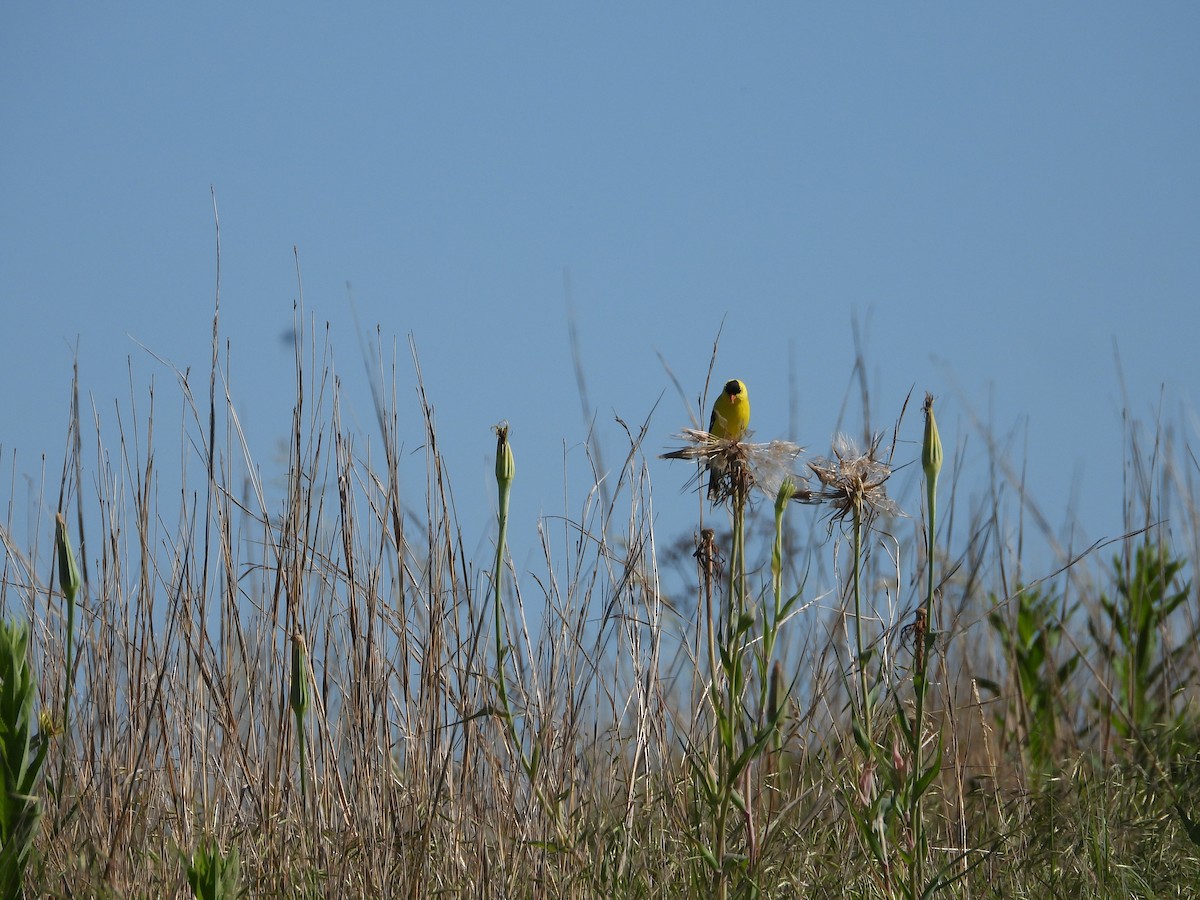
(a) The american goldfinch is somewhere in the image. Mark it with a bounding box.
[708,378,750,498]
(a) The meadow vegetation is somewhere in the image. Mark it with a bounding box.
[1,320,1198,898]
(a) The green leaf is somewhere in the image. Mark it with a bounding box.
[852,717,871,754]
[913,738,943,798]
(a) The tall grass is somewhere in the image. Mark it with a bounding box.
[1,317,1198,898]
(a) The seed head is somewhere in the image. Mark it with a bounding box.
[807,433,899,526]
[662,430,809,506]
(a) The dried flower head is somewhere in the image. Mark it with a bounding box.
[750,440,815,503]
[807,433,900,526]
[662,429,811,506]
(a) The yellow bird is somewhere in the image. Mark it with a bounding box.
[707,378,750,498]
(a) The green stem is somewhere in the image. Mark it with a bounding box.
[730,495,746,643]
[296,709,307,813]
[494,470,516,748]
[910,467,939,897]
[764,491,785,674]
[54,512,82,820]
[705,530,719,718]
[715,482,749,900]
[853,507,871,748]
[63,602,75,745]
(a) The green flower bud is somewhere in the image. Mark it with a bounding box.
[774,476,797,514]
[55,513,81,604]
[494,423,515,489]
[921,393,943,486]
[290,631,310,718]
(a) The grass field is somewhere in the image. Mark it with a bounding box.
[1,325,1198,899]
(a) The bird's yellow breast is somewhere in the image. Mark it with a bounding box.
[709,379,750,440]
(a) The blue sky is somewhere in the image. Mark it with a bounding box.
[3,5,1198,579]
